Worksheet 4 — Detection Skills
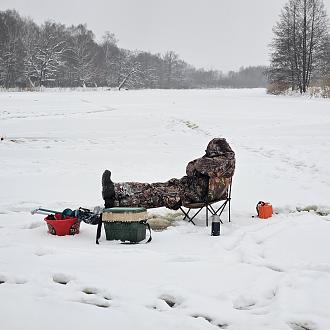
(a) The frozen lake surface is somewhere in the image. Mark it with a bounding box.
[1,88,330,329]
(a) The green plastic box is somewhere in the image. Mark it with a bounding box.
[102,207,147,243]
[103,221,146,243]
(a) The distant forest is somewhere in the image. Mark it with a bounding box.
[0,10,267,89]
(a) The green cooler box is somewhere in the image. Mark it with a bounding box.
[102,207,150,243]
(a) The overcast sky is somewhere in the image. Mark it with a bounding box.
[1,0,330,72]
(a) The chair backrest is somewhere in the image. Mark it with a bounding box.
[182,176,232,208]
[207,176,232,203]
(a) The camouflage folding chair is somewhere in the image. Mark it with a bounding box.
[179,178,232,226]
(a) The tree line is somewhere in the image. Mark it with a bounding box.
[0,10,267,90]
[268,0,330,95]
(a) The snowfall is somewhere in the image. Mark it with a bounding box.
[0,88,330,330]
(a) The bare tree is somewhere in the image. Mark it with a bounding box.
[67,24,97,87]
[162,51,187,88]
[100,31,120,86]
[0,10,25,88]
[268,0,330,93]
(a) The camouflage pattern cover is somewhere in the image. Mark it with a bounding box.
[102,138,235,210]
[186,138,235,202]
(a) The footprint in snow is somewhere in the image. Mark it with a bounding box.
[233,296,257,310]
[6,277,27,284]
[289,321,317,330]
[162,297,176,308]
[52,275,112,308]
[79,286,111,308]
[0,273,28,285]
[160,294,180,308]
[264,263,284,273]
[191,314,229,329]
[0,274,6,284]
[14,277,27,284]
[82,287,99,295]
[149,294,180,311]
[233,287,278,313]
[53,273,73,285]
[82,287,112,300]
[79,295,110,308]
[151,295,228,328]
[155,294,183,309]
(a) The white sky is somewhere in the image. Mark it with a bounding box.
[1,0,330,72]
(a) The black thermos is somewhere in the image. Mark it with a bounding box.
[211,215,220,236]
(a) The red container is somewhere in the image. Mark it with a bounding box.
[257,202,273,219]
[44,213,80,236]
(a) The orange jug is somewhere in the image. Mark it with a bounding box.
[256,201,273,219]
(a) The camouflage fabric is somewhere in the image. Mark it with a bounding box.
[186,138,235,202]
[112,176,208,210]
[113,181,181,209]
[102,138,235,210]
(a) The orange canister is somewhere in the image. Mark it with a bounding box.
[256,201,273,219]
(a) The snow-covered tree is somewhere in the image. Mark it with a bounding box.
[133,52,163,88]
[66,24,98,87]
[23,21,67,87]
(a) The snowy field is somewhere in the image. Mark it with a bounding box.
[1,88,330,330]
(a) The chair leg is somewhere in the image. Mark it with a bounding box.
[188,207,204,224]
[208,204,217,215]
[228,182,232,222]
[180,206,207,226]
[180,207,194,225]
[214,199,231,223]
[180,207,200,225]
[181,207,191,221]
[206,205,208,227]
[214,201,227,216]
[207,204,223,224]
[228,198,231,222]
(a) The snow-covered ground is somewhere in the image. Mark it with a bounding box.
[1,88,330,330]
